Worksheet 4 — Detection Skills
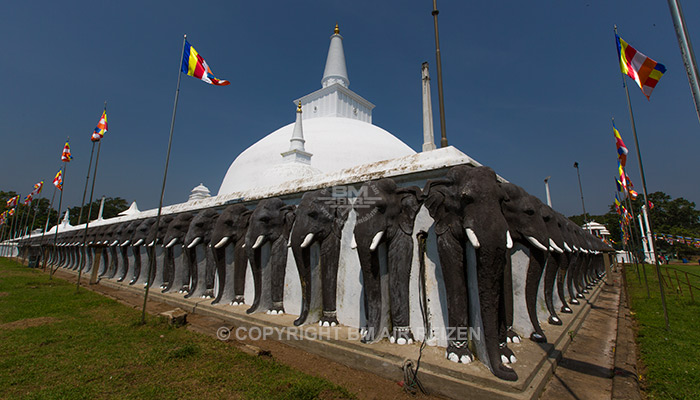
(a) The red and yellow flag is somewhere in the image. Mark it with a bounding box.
[92,109,108,142]
[616,34,666,100]
[61,141,72,162]
[181,40,230,86]
[53,170,63,191]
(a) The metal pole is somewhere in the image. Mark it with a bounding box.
[666,0,700,126]
[141,34,187,324]
[621,68,671,330]
[431,0,448,148]
[544,176,552,207]
[573,162,588,223]
[77,137,104,292]
[77,141,96,227]
[50,158,68,279]
[41,186,57,271]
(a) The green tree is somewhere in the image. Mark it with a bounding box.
[68,197,129,225]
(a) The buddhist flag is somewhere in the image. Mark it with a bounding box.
[618,160,627,191]
[53,170,63,191]
[181,40,230,86]
[24,194,33,206]
[6,195,19,208]
[616,34,666,100]
[8,208,15,216]
[612,121,628,167]
[31,181,43,196]
[92,108,108,142]
[61,141,72,162]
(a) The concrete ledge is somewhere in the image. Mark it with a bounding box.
[67,267,604,400]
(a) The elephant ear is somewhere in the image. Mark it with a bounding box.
[282,205,296,236]
[332,199,351,238]
[397,186,422,235]
[422,178,453,235]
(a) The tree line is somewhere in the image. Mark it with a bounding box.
[0,190,128,239]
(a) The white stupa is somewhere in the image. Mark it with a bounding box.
[188,183,212,202]
[218,24,416,196]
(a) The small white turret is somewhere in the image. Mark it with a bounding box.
[281,102,313,164]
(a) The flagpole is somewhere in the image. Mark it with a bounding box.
[41,186,57,270]
[50,149,69,279]
[77,135,104,292]
[9,194,22,257]
[624,193,650,297]
[141,34,187,324]
[618,45,671,330]
[666,0,700,126]
[77,102,107,291]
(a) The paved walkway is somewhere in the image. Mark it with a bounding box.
[539,269,641,400]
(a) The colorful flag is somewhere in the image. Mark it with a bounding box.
[6,195,19,208]
[614,194,622,214]
[61,141,72,162]
[625,174,639,200]
[23,194,33,206]
[648,200,654,210]
[8,208,15,216]
[53,170,63,191]
[616,33,666,100]
[181,40,230,86]
[612,121,628,167]
[31,181,43,196]
[618,160,627,191]
[92,108,108,142]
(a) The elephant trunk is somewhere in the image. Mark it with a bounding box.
[291,239,312,326]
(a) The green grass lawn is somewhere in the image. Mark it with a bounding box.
[625,263,700,399]
[0,258,353,400]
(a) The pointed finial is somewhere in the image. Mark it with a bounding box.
[297,100,302,112]
[334,23,339,35]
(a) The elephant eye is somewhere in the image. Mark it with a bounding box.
[462,194,474,204]
[525,209,535,216]
[260,216,271,223]
[308,211,318,218]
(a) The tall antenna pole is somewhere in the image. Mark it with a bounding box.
[432,0,448,147]
[573,162,588,223]
[666,0,700,126]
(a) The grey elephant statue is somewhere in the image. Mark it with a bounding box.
[500,182,550,344]
[423,165,517,381]
[130,218,157,285]
[536,201,567,326]
[183,209,219,299]
[245,197,295,315]
[162,212,195,293]
[116,219,142,282]
[353,178,422,345]
[144,214,175,288]
[209,204,252,306]
[290,188,350,327]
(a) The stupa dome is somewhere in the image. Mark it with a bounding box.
[218,25,416,196]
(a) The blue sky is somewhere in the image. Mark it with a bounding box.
[2,1,699,218]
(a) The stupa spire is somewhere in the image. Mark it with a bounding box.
[322,23,349,88]
[281,102,312,164]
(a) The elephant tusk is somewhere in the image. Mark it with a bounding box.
[252,235,265,249]
[549,239,564,254]
[241,243,245,249]
[187,237,202,249]
[147,240,155,247]
[165,238,178,248]
[350,234,357,249]
[369,231,384,251]
[506,231,513,249]
[88,241,94,245]
[120,240,130,247]
[214,236,230,249]
[563,242,572,252]
[300,233,315,249]
[465,228,481,249]
[110,240,119,247]
[133,238,145,247]
[526,236,548,252]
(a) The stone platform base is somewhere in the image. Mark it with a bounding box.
[63,265,604,400]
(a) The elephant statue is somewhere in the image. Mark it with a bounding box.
[145,214,175,288]
[209,204,252,306]
[290,188,350,327]
[500,182,550,343]
[116,219,142,282]
[536,202,567,326]
[183,209,220,299]
[353,178,421,344]
[245,197,295,315]
[423,165,517,381]
[162,212,195,293]
[130,218,157,285]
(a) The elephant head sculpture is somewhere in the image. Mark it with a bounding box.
[210,204,252,305]
[353,178,421,344]
[245,197,295,315]
[183,209,220,299]
[116,219,142,282]
[536,201,567,326]
[162,212,195,293]
[129,218,157,285]
[290,188,350,327]
[423,165,517,381]
[145,214,175,288]
[500,182,550,343]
